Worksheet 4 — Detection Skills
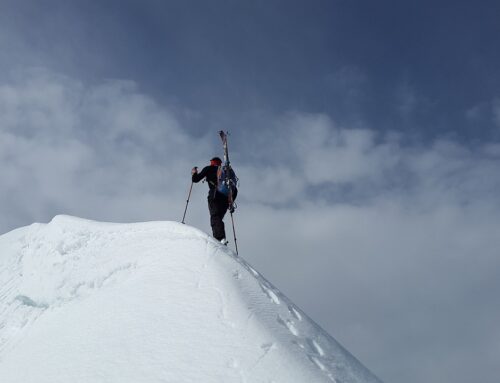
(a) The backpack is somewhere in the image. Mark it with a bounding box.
[216,165,238,197]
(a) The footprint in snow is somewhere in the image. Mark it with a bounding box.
[309,355,326,371]
[277,315,299,337]
[15,295,49,309]
[261,342,275,352]
[247,266,259,277]
[307,338,325,357]
[260,283,280,305]
[293,340,306,350]
[288,305,302,321]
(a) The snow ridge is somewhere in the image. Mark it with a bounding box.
[0,215,382,383]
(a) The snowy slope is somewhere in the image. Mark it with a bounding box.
[0,216,382,383]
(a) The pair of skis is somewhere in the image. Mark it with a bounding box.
[218,131,237,214]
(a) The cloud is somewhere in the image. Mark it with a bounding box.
[1,69,500,383]
[0,69,213,231]
[325,66,368,101]
[395,81,419,118]
[466,99,500,133]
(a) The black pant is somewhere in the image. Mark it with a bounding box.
[208,192,229,241]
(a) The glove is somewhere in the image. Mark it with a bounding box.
[191,167,198,175]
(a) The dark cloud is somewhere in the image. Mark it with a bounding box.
[3,0,500,139]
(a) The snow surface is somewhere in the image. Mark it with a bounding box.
[0,215,382,383]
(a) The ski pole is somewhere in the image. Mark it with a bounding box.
[229,211,239,256]
[181,182,194,224]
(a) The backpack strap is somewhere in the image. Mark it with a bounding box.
[216,165,223,190]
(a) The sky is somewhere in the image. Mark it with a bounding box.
[0,1,500,382]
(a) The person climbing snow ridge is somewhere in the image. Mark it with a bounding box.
[191,157,237,244]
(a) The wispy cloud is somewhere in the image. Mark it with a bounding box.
[0,69,211,230]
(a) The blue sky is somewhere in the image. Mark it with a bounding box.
[1,1,500,383]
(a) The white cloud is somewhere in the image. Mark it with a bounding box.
[0,70,211,231]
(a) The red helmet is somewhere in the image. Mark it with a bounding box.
[210,157,222,166]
